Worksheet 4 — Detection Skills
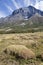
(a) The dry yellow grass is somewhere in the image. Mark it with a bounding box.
[40,63,43,65]
[0,32,43,65]
[4,45,35,59]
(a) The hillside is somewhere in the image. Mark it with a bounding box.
[0,32,43,65]
[0,6,43,33]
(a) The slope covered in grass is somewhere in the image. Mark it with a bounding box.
[0,32,43,65]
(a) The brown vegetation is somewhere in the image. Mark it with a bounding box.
[0,32,43,65]
[4,45,35,59]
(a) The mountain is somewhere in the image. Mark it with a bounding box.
[12,5,43,19]
[0,6,43,33]
[0,6,43,22]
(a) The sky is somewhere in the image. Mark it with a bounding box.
[0,0,43,18]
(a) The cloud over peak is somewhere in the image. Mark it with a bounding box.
[0,0,43,18]
[4,3,13,13]
[35,1,43,11]
[11,0,22,9]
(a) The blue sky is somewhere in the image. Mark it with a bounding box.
[0,0,43,18]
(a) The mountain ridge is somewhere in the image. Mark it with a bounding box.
[0,6,43,33]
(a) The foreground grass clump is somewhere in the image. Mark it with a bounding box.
[4,45,35,59]
[36,52,43,61]
[40,63,43,65]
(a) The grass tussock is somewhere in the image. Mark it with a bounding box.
[4,45,35,59]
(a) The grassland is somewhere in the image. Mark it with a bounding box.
[0,32,43,65]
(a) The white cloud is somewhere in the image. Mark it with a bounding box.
[0,11,6,18]
[11,0,21,9]
[4,3,13,13]
[35,1,43,11]
[24,0,31,6]
[24,0,35,6]
[24,0,43,7]
[36,0,38,3]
